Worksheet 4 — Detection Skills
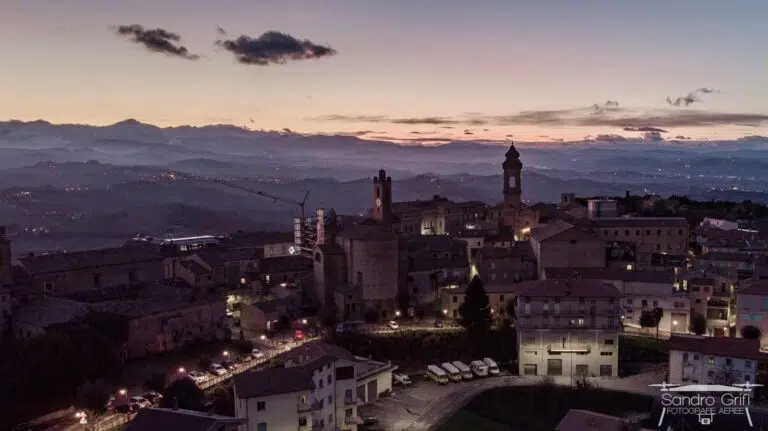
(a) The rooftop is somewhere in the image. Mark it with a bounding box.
[586,217,688,228]
[545,267,675,284]
[18,242,166,274]
[233,366,315,399]
[699,252,754,263]
[338,223,397,241]
[259,255,313,274]
[14,296,91,328]
[220,231,294,248]
[669,335,767,360]
[126,407,245,431]
[517,279,622,298]
[739,279,768,296]
[556,409,650,431]
[446,282,532,295]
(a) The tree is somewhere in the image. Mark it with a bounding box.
[458,276,492,355]
[652,307,664,341]
[458,276,492,332]
[211,385,235,416]
[691,314,707,335]
[505,298,517,324]
[76,380,111,414]
[741,325,762,340]
[639,310,657,334]
[144,372,167,393]
[232,339,254,356]
[160,377,207,411]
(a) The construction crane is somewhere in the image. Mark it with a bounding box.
[210,178,310,220]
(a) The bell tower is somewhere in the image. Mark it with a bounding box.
[503,143,522,209]
[372,169,392,225]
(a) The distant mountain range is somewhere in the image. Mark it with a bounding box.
[1,119,767,255]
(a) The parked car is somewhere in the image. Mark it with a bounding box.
[142,391,162,404]
[250,348,266,360]
[294,329,304,341]
[393,373,412,386]
[434,320,444,328]
[114,403,138,414]
[209,363,228,376]
[387,320,399,330]
[188,370,208,383]
[221,359,238,371]
[129,396,152,409]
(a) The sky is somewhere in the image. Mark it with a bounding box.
[2,0,768,143]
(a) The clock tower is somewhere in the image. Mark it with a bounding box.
[502,143,523,229]
[372,169,393,225]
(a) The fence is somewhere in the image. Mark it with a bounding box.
[86,353,275,431]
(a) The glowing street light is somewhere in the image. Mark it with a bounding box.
[75,411,88,424]
[222,350,230,357]
[118,388,127,396]
[395,310,401,317]
[260,334,267,340]
[301,319,308,325]
[673,320,678,326]
[178,367,186,374]
[442,309,448,315]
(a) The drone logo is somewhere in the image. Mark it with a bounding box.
[649,382,763,427]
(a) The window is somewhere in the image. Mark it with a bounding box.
[327,395,332,404]
[92,273,101,287]
[298,417,308,427]
[657,230,662,236]
[636,230,640,235]
[256,401,266,411]
[298,395,306,404]
[708,356,715,364]
[601,352,613,356]
[318,378,323,389]
[346,408,353,418]
[256,423,267,431]
[694,354,699,360]
[626,298,634,305]
[652,300,659,307]
[707,370,714,377]
[746,360,752,368]
[452,295,458,303]
[500,295,505,302]
[604,339,615,346]
[683,353,689,361]
[128,269,137,283]
[329,414,333,425]
[600,365,612,377]
[725,358,732,366]
[641,300,648,307]
[327,374,332,385]
[44,281,54,292]
[319,399,324,408]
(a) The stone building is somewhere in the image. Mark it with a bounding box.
[530,221,606,279]
[473,241,537,283]
[515,279,622,378]
[398,236,470,307]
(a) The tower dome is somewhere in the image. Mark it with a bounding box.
[502,142,522,169]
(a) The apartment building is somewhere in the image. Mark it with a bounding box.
[687,276,733,336]
[530,221,606,279]
[515,279,622,377]
[234,341,394,431]
[736,280,768,345]
[668,335,766,385]
[546,267,689,334]
[472,242,537,284]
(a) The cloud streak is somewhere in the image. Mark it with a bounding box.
[114,25,199,60]
[666,88,718,107]
[316,106,768,129]
[216,31,337,66]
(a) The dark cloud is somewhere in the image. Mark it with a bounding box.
[114,25,199,60]
[316,106,768,129]
[439,126,455,129]
[464,129,474,135]
[217,26,227,36]
[593,134,631,142]
[673,135,691,140]
[623,126,668,133]
[216,31,337,66]
[666,88,718,107]
[642,131,664,141]
[605,100,620,107]
[592,101,622,115]
[282,128,293,133]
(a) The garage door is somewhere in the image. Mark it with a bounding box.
[357,385,366,403]
[367,380,378,402]
[523,364,537,376]
[547,359,563,376]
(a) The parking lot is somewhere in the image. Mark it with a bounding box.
[358,373,525,431]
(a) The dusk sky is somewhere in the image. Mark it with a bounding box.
[2,0,767,142]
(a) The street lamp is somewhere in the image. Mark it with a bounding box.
[178,367,186,374]
[223,350,230,357]
[118,388,127,396]
[395,310,401,318]
[260,334,266,340]
[301,319,308,325]
[442,309,448,315]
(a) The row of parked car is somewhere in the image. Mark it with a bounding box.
[426,357,500,384]
[187,347,267,383]
[110,391,163,414]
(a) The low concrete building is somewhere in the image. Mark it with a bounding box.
[668,335,767,385]
[515,279,622,378]
[126,407,245,431]
[234,341,394,431]
[687,276,733,336]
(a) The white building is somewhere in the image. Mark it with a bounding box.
[233,341,395,431]
[736,279,768,346]
[668,335,767,385]
[515,279,622,378]
[545,268,690,334]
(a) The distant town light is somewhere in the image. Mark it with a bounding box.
[626,264,633,271]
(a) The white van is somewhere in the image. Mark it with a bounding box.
[470,360,489,377]
[426,364,449,384]
[452,361,473,380]
[441,362,462,382]
[483,357,500,375]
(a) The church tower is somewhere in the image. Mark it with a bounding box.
[502,143,523,230]
[372,169,393,225]
[0,226,11,286]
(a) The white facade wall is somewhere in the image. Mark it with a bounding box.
[669,349,757,385]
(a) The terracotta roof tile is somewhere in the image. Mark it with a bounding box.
[517,279,622,298]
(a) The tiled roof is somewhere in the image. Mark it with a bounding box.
[221,231,294,248]
[516,279,622,298]
[281,340,355,364]
[259,256,313,274]
[15,296,91,328]
[194,247,262,265]
[688,277,715,286]
[669,335,767,360]
[545,267,675,284]
[90,291,225,318]
[447,282,532,295]
[699,252,754,263]
[234,366,315,399]
[530,220,575,242]
[739,280,768,296]
[479,242,536,261]
[179,259,210,277]
[18,243,166,274]
[126,407,245,431]
[545,227,603,243]
[586,217,688,228]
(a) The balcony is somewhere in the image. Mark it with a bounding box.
[547,344,591,354]
[518,321,621,330]
[345,415,364,425]
[344,396,362,406]
[297,399,321,413]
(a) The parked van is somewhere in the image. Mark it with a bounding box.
[483,357,500,375]
[440,362,462,382]
[452,361,473,380]
[470,360,489,377]
[426,364,449,384]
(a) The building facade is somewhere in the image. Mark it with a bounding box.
[515,279,622,378]
[668,335,765,385]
